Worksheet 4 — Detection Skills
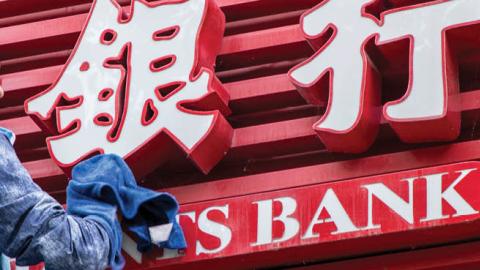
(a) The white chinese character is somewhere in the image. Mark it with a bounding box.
[25,0,232,175]
[290,0,480,152]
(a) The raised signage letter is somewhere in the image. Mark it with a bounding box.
[303,189,359,239]
[25,0,232,176]
[363,178,416,229]
[421,169,478,222]
[196,205,232,255]
[290,0,480,153]
[253,197,299,246]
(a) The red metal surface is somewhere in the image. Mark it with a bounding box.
[2,0,480,269]
[121,162,480,269]
[290,241,480,270]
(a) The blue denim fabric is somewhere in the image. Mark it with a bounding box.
[0,130,13,270]
[0,134,110,270]
[0,132,186,269]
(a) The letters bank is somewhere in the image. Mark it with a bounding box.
[5,0,480,269]
[144,163,480,268]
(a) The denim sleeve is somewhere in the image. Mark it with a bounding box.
[0,135,111,270]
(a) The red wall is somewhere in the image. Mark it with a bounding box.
[2,0,480,269]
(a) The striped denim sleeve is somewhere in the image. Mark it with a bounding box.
[0,135,110,270]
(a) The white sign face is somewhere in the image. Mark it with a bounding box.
[25,0,232,175]
[289,0,480,153]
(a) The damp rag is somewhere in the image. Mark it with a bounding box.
[67,154,187,268]
[0,128,186,270]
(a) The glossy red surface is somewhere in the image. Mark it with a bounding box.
[2,0,480,269]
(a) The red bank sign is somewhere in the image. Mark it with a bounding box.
[24,0,233,177]
[15,0,480,268]
[290,0,480,153]
[122,162,480,269]
[24,0,480,176]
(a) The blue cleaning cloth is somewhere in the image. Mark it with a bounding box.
[0,128,14,145]
[67,154,187,269]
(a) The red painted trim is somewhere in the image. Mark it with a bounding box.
[98,88,114,101]
[152,25,180,41]
[149,55,176,73]
[102,42,131,143]
[141,99,159,126]
[362,0,451,27]
[99,28,117,45]
[94,112,114,126]
[154,81,186,102]
[79,61,90,71]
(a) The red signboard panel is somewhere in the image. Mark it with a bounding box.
[3,0,480,269]
[121,162,480,269]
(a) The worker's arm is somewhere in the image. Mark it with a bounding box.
[0,133,112,270]
[0,85,112,270]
